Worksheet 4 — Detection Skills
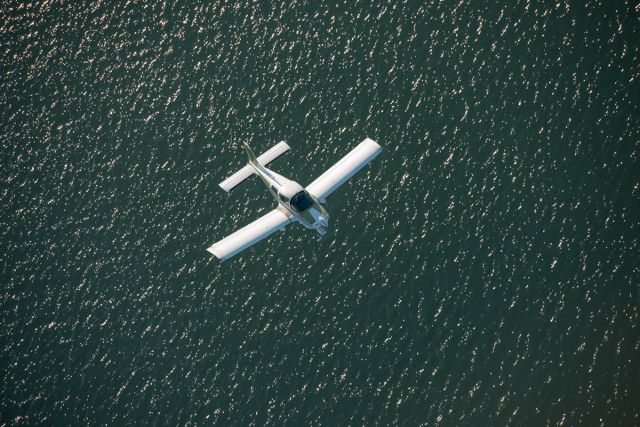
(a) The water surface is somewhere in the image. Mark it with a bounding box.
[2,1,639,425]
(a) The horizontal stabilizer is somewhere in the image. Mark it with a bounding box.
[306,138,381,202]
[219,141,290,192]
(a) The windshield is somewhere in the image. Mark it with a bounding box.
[290,190,314,212]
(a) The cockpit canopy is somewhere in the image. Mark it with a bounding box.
[290,190,314,212]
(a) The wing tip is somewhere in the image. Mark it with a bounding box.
[207,245,226,261]
[362,137,381,151]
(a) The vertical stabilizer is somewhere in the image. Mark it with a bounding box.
[243,142,259,167]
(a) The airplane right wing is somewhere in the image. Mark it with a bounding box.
[207,208,293,261]
[306,138,381,202]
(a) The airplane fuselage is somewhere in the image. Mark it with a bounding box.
[248,161,330,235]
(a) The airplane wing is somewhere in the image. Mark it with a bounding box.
[207,208,293,261]
[306,138,382,202]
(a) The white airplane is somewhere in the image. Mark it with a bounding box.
[207,138,382,260]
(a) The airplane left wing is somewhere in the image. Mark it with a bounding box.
[207,208,293,260]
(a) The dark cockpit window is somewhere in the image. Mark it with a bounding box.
[290,190,314,212]
[279,193,289,203]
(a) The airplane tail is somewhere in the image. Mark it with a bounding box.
[243,142,259,167]
[218,141,290,192]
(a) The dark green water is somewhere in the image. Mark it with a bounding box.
[2,1,639,425]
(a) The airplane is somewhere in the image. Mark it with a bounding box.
[207,138,381,261]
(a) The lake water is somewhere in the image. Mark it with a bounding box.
[2,1,639,425]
